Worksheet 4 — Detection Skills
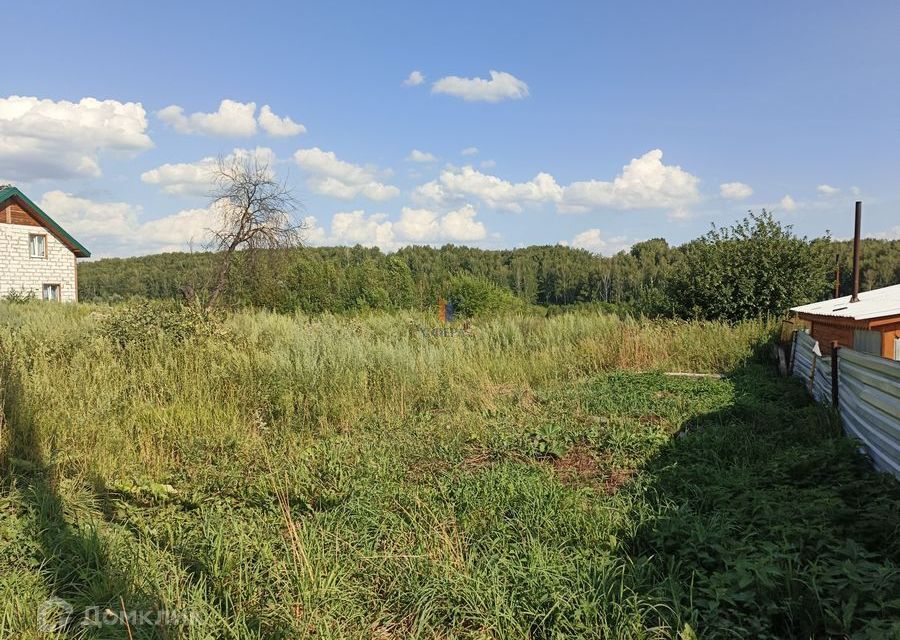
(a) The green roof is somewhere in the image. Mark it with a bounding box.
[0,186,90,257]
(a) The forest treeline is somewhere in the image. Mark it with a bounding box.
[77,213,899,320]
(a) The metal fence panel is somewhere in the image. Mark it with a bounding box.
[840,349,900,397]
[813,356,832,404]
[853,329,883,356]
[837,347,900,479]
[791,331,817,387]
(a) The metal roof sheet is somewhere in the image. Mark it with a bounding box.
[790,283,900,320]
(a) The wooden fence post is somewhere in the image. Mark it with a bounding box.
[831,341,840,409]
[809,350,818,392]
[788,330,798,376]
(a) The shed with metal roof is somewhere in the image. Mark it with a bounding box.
[791,284,900,360]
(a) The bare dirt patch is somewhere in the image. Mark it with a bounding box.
[551,446,635,494]
[451,444,635,495]
[550,445,601,486]
[602,467,635,494]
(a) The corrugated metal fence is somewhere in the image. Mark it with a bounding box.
[790,331,900,478]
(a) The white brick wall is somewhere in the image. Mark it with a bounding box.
[0,223,78,302]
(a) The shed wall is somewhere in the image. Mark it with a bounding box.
[810,321,853,355]
[809,319,900,360]
[881,324,900,360]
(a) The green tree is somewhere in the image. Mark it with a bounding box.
[669,210,831,321]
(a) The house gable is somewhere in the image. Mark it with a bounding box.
[0,186,90,257]
[4,201,42,227]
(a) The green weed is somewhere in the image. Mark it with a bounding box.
[0,302,896,638]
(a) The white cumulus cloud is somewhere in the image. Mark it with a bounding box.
[406,149,438,163]
[567,228,632,256]
[780,195,797,212]
[258,105,306,137]
[720,181,753,199]
[395,205,486,243]
[39,190,141,240]
[461,146,479,156]
[432,70,529,103]
[438,205,487,242]
[38,190,217,256]
[560,150,700,212]
[294,147,399,201]
[414,166,561,213]
[0,95,152,181]
[300,215,328,245]
[330,210,396,248]
[138,207,218,252]
[817,184,840,196]
[141,147,276,196]
[157,99,258,137]
[394,207,440,241]
[404,71,425,86]
[413,149,699,214]
[306,204,488,251]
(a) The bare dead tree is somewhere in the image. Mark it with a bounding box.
[205,156,303,309]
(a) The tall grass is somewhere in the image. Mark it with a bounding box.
[0,303,773,484]
[5,302,896,638]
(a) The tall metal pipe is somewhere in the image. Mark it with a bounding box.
[834,255,841,299]
[850,201,862,303]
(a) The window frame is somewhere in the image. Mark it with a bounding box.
[42,283,61,302]
[29,233,47,259]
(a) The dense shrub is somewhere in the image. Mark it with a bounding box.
[3,288,35,304]
[446,273,523,317]
[96,300,225,346]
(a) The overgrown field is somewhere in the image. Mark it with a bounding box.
[0,303,898,638]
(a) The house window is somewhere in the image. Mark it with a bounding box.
[42,284,60,302]
[29,233,47,258]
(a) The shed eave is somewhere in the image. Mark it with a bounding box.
[797,311,900,330]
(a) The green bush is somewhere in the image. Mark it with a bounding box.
[446,274,522,317]
[3,289,35,304]
[96,300,225,347]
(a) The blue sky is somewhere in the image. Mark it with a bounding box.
[2,1,899,257]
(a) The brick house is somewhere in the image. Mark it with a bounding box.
[0,186,90,302]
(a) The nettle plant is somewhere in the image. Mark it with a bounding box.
[96,301,227,347]
[3,288,36,304]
